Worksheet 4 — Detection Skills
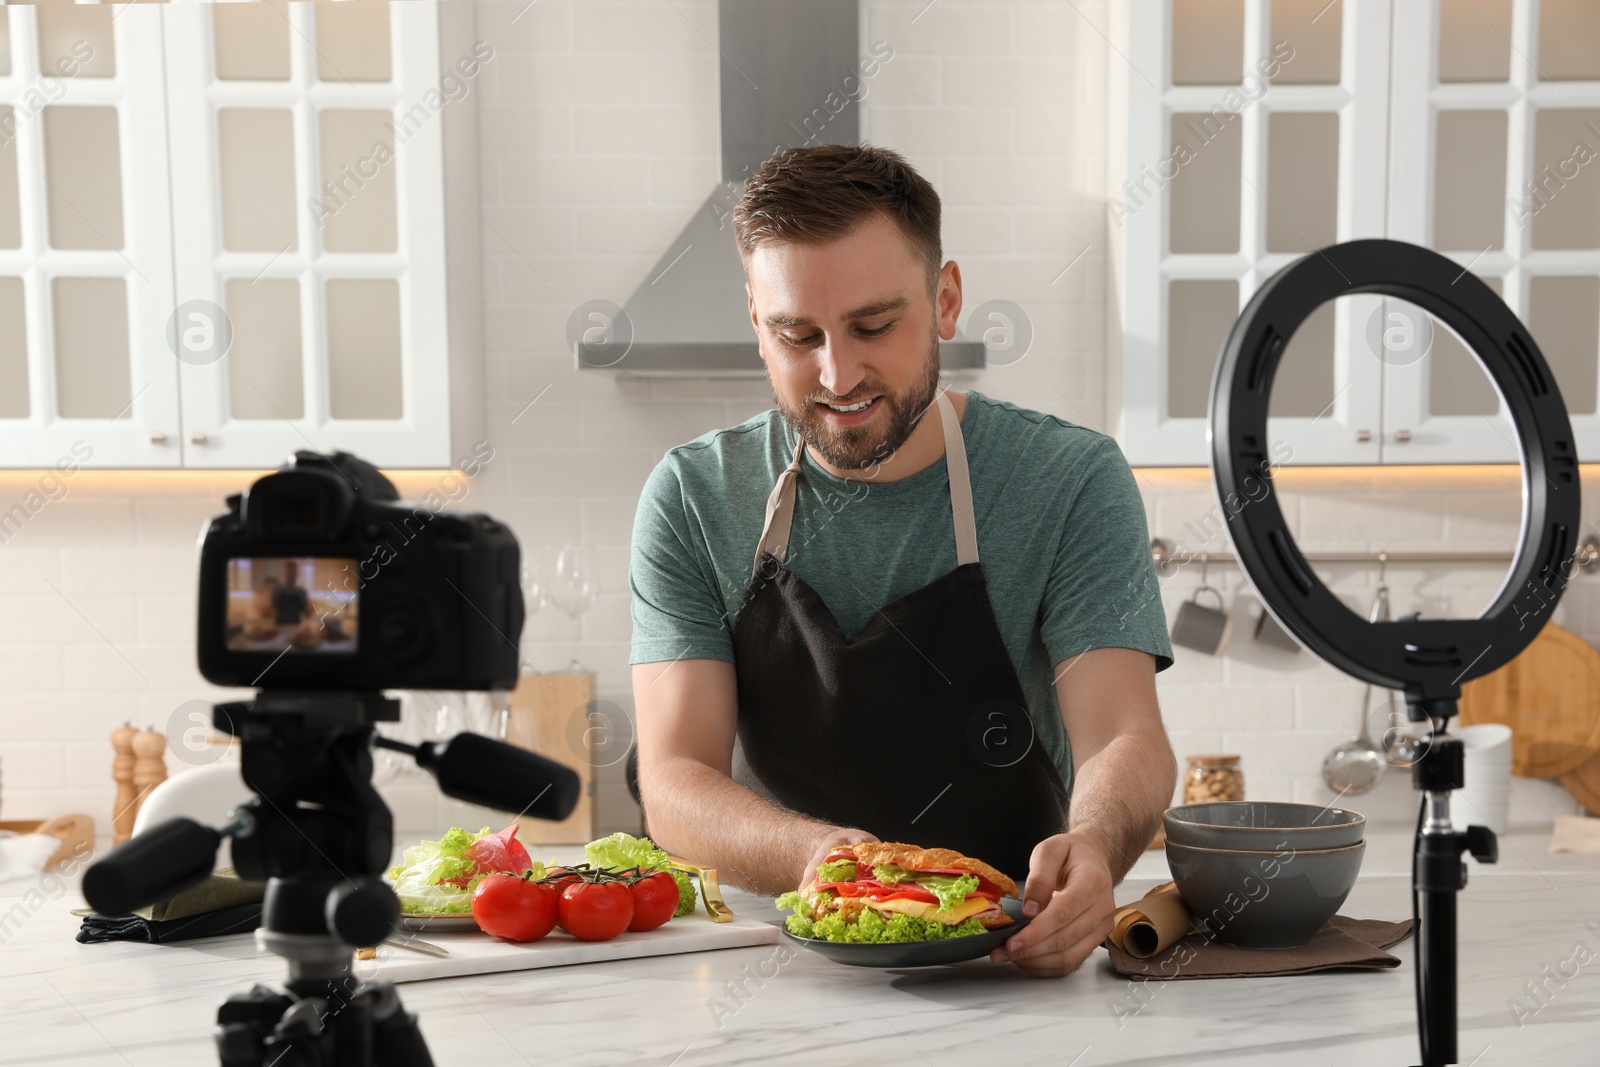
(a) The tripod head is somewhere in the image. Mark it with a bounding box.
[83,691,580,921]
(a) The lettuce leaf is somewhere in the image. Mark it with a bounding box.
[918,873,979,912]
[584,832,698,918]
[871,864,910,883]
[773,890,987,943]
[387,826,492,914]
[817,860,858,883]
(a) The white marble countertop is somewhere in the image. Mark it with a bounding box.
[3,830,1597,1066]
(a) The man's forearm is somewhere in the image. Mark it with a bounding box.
[639,755,839,896]
[1065,730,1176,882]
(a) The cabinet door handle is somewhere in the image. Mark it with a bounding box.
[1356,429,1372,443]
[149,431,167,446]
[1393,428,1411,443]
[190,432,209,446]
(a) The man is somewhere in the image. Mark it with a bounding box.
[629,143,1175,978]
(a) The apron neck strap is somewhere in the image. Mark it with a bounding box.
[752,388,979,572]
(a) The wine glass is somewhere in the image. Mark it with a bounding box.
[549,543,599,673]
[520,549,549,675]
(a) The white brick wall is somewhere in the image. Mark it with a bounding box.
[0,0,1588,845]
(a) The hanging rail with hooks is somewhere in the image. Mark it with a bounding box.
[1149,536,1600,579]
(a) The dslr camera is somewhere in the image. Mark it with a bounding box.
[196,450,522,691]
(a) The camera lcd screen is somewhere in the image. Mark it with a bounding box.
[224,558,358,654]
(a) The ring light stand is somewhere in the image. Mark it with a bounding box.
[1209,239,1582,1066]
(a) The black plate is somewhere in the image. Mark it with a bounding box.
[781,896,1030,967]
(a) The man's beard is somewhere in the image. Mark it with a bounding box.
[769,326,943,473]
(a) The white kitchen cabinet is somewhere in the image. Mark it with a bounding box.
[0,6,182,468]
[1114,0,1600,466]
[1386,0,1600,463]
[0,2,483,471]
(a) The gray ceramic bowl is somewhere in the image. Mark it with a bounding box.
[1164,801,1366,852]
[1164,838,1365,948]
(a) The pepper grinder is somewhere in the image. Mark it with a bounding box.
[111,723,138,844]
[129,726,168,832]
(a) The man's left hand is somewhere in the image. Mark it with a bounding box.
[990,830,1116,978]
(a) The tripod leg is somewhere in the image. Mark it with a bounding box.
[361,982,435,1067]
[215,985,293,1066]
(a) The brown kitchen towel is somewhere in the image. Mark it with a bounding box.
[1105,915,1414,980]
[1106,880,1191,959]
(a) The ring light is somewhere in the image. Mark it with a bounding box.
[1212,239,1581,714]
[1208,239,1582,1066]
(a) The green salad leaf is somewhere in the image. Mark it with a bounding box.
[386,826,490,914]
[774,889,987,943]
[871,863,911,883]
[918,873,979,912]
[817,859,858,883]
[584,832,698,918]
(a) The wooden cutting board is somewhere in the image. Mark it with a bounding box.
[1458,620,1600,778]
[1562,753,1600,816]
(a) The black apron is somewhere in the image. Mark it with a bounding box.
[730,390,1069,881]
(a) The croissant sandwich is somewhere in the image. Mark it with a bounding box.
[775,841,1019,944]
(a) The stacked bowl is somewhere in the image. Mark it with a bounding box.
[1163,801,1367,948]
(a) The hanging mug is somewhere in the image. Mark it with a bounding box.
[1172,579,1233,655]
[1253,608,1303,654]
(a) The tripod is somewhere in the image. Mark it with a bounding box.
[82,691,580,1066]
[1407,697,1498,1066]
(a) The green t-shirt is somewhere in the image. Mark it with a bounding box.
[628,389,1174,789]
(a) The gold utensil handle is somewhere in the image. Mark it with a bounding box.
[668,856,735,923]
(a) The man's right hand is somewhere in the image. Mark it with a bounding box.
[799,826,879,890]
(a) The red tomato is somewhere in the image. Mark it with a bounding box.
[626,871,680,932]
[471,873,558,943]
[558,880,634,941]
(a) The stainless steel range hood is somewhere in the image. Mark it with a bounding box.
[576,0,985,376]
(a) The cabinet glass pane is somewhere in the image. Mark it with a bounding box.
[219,109,297,253]
[326,279,402,419]
[52,278,129,419]
[1172,0,1242,85]
[314,1,392,83]
[1438,0,1511,83]
[36,6,114,79]
[319,110,397,253]
[1265,298,1334,419]
[1537,0,1600,82]
[226,278,304,421]
[0,108,18,250]
[1265,112,1339,253]
[1167,279,1238,418]
[1430,280,1502,416]
[1529,276,1599,415]
[0,277,27,417]
[42,107,123,251]
[1530,109,1600,251]
[1433,111,1507,251]
[1269,0,1341,84]
[1170,113,1242,254]
[0,10,11,78]
[214,1,291,82]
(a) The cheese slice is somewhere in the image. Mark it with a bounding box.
[861,895,997,924]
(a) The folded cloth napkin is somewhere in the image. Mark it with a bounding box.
[1550,815,1600,853]
[1106,914,1414,980]
[76,902,262,944]
[76,867,266,944]
[1105,880,1191,959]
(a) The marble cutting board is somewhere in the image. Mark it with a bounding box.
[355,909,780,983]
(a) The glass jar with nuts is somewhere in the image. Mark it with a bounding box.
[1183,754,1244,803]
